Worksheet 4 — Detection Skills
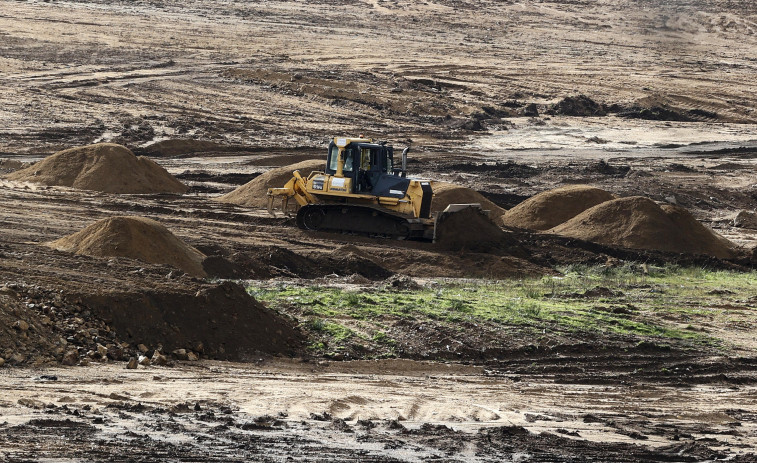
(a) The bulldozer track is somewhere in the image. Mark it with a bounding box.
[296,204,427,240]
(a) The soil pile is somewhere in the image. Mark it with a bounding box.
[432,182,506,220]
[549,95,607,116]
[136,139,226,157]
[502,185,615,230]
[216,159,324,208]
[0,288,63,366]
[434,205,518,252]
[550,197,736,258]
[1,278,303,366]
[0,159,25,173]
[4,143,187,194]
[80,281,303,361]
[48,216,207,277]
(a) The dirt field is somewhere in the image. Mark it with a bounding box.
[1,0,757,460]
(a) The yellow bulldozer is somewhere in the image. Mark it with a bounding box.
[267,136,498,243]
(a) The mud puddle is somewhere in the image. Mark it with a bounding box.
[1,360,755,461]
[467,117,757,158]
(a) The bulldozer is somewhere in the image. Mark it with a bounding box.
[267,136,495,242]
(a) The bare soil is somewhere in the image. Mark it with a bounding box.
[1,0,757,460]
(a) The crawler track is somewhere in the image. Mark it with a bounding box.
[296,204,428,240]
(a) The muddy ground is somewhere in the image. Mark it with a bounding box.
[1,0,757,460]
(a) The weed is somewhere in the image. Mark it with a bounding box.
[248,265,755,356]
[346,292,361,306]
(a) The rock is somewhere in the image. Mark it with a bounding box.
[0,357,5,367]
[138,355,150,366]
[0,286,19,297]
[79,358,90,366]
[733,210,757,229]
[137,344,149,353]
[151,351,168,366]
[383,274,422,291]
[172,349,189,361]
[13,320,30,331]
[106,345,125,361]
[96,343,108,360]
[186,351,199,361]
[126,357,139,369]
[61,350,79,366]
[521,103,539,117]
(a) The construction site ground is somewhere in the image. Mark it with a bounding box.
[1,0,757,461]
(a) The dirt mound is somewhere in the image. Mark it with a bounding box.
[382,274,422,291]
[434,205,517,252]
[0,288,63,366]
[48,216,207,277]
[4,143,187,194]
[136,139,227,157]
[613,95,716,122]
[502,185,616,230]
[550,197,736,258]
[0,158,25,173]
[215,159,325,208]
[549,95,607,116]
[1,279,302,366]
[432,182,506,220]
[80,281,303,361]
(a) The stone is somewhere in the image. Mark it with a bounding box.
[137,344,149,353]
[172,349,189,361]
[733,210,757,229]
[96,343,108,360]
[138,355,150,366]
[0,357,4,367]
[61,350,79,366]
[79,358,90,366]
[186,351,199,361]
[151,351,168,366]
[106,345,124,361]
[13,320,29,331]
[126,357,139,369]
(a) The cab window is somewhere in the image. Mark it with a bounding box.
[329,146,355,172]
[328,145,339,171]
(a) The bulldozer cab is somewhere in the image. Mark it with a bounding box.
[326,140,394,194]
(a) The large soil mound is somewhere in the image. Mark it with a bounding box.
[80,282,303,361]
[432,182,506,220]
[216,159,324,208]
[434,205,517,252]
[48,216,207,277]
[550,196,736,258]
[5,143,187,194]
[0,281,303,365]
[502,185,615,230]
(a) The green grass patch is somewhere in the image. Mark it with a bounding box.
[248,265,756,356]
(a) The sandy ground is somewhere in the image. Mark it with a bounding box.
[2,359,756,461]
[2,0,757,460]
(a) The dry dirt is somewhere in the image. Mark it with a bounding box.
[1,0,757,460]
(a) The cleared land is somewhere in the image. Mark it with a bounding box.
[1,0,757,461]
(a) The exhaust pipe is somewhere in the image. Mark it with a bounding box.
[401,147,409,177]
